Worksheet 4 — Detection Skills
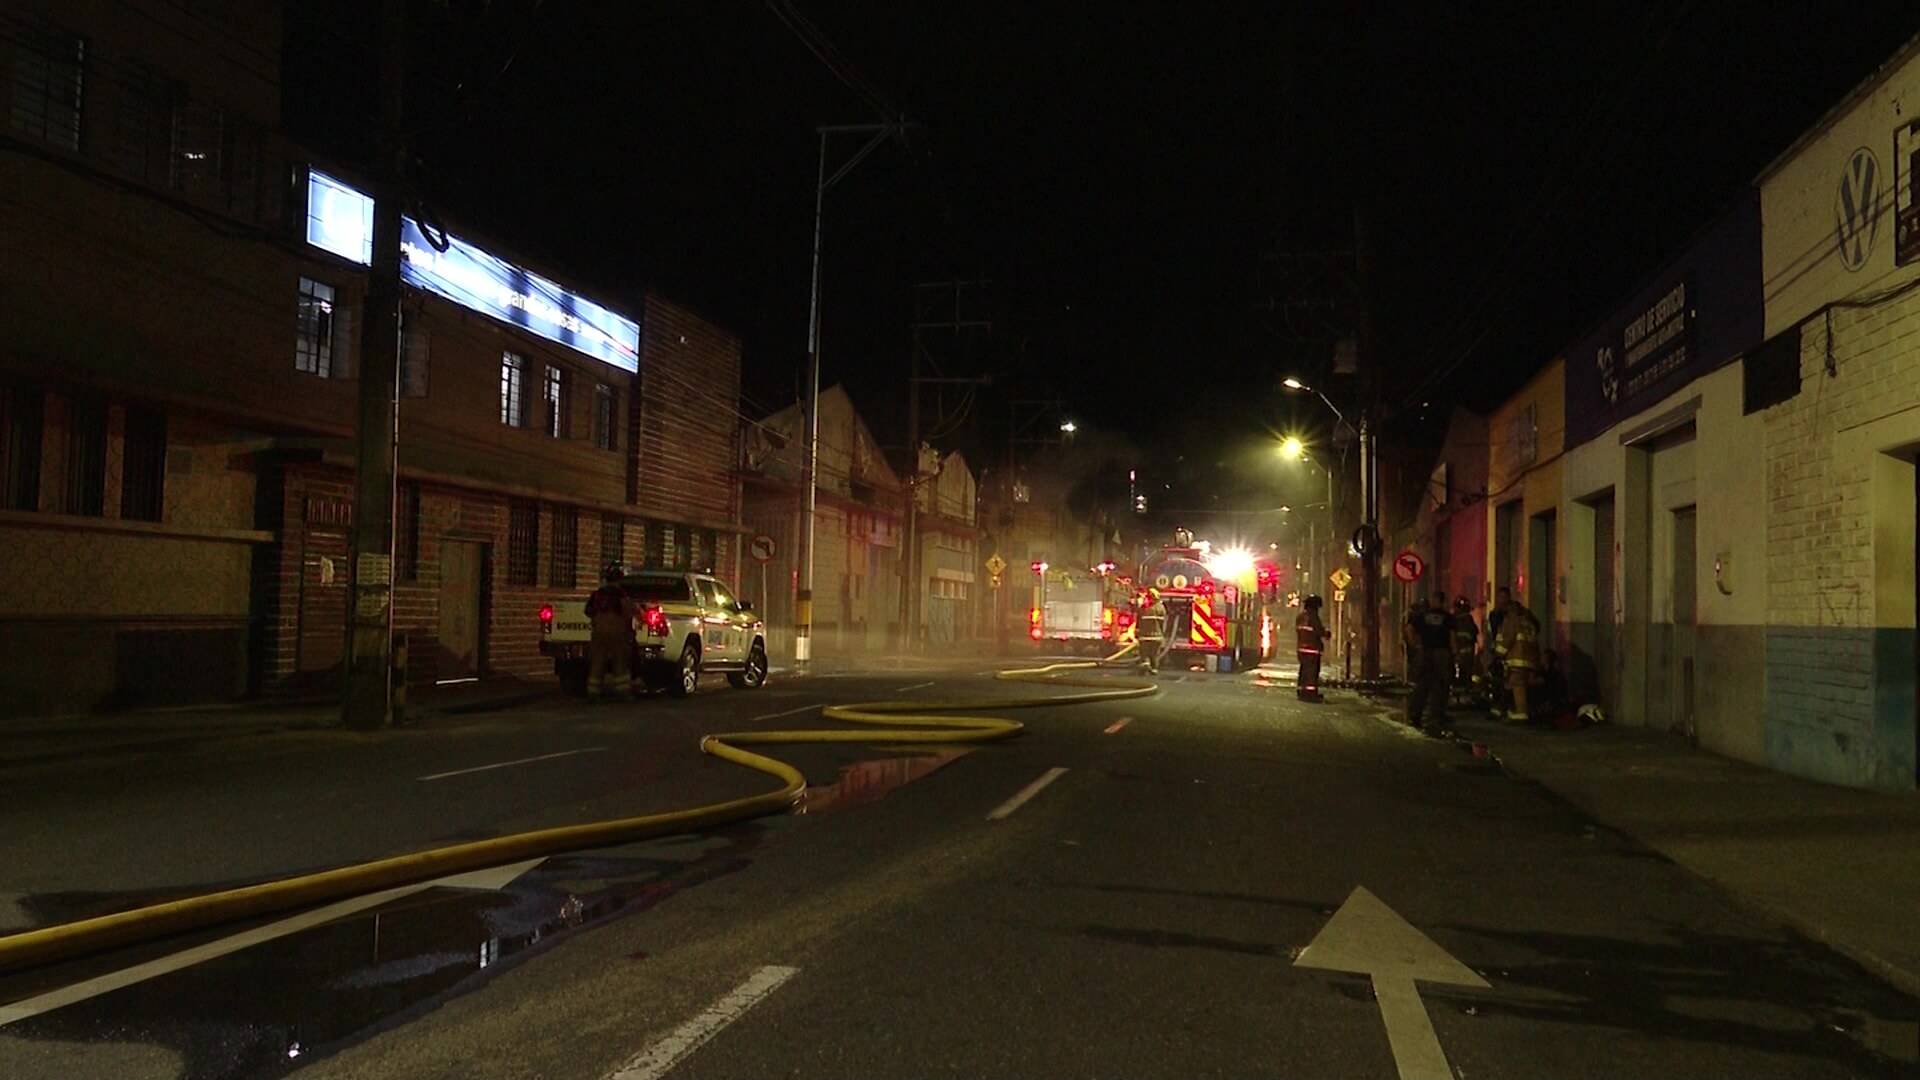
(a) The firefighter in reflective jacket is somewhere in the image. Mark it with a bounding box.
[1135,590,1168,674]
[1493,595,1542,724]
[584,565,636,701]
[1450,597,1479,688]
[1295,595,1330,701]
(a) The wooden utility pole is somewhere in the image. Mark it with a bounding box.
[342,0,406,730]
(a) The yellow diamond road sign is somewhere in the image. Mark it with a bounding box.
[1329,567,1353,590]
[985,553,1007,576]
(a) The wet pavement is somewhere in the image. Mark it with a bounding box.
[0,666,1914,1078]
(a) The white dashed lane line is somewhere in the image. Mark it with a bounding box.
[606,965,800,1080]
[416,748,607,782]
[986,766,1070,821]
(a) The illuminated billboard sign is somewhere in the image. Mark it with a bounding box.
[304,170,640,372]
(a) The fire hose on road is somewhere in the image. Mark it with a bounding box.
[0,655,1155,975]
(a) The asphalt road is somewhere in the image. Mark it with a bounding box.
[0,661,1914,1079]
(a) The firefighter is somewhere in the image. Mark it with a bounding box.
[1493,592,1542,724]
[1405,592,1456,732]
[1450,597,1479,692]
[1295,594,1330,700]
[1135,590,1168,674]
[584,564,636,701]
[1485,585,1512,718]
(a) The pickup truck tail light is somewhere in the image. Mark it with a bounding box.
[539,605,554,634]
[643,606,670,638]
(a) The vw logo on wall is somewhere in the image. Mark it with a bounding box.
[1835,146,1882,272]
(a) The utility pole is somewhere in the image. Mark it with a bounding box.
[342,0,406,730]
[1355,205,1383,684]
[902,281,991,648]
[796,120,917,673]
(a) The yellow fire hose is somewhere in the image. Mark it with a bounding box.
[0,653,1154,975]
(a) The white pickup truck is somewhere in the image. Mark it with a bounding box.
[539,570,769,696]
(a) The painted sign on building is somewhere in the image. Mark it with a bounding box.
[1564,195,1763,449]
[305,170,641,372]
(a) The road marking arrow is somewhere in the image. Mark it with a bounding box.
[0,858,546,1027]
[1295,886,1488,1080]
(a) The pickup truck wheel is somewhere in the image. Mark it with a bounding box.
[727,641,769,689]
[669,642,700,698]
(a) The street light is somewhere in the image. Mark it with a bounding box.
[1282,374,1380,681]
[795,119,918,673]
[1279,435,1305,460]
[1059,419,1077,434]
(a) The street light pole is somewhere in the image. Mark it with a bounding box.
[795,120,915,673]
[1282,376,1380,681]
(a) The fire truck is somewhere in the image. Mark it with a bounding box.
[1133,530,1284,671]
[1027,559,1128,654]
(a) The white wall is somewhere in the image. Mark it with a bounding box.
[1762,43,1920,334]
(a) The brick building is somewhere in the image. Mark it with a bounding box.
[910,448,983,645]
[739,385,905,660]
[1753,34,1920,789]
[0,0,743,717]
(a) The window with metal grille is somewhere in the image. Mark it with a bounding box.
[600,514,626,572]
[592,383,616,450]
[113,62,175,185]
[119,408,166,522]
[501,352,528,427]
[544,365,567,438]
[507,499,539,585]
[9,26,83,151]
[395,481,420,581]
[690,529,714,572]
[644,521,671,569]
[296,278,337,377]
[65,398,107,517]
[0,384,43,512]
[550,506,578,587]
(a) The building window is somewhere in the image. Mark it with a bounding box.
[113,63,176,185]
[0,385,43,512]
[296,278,338,377]
[507,499,539,585]
[600,514,626,572]
[592,383,617,451]
[550,505,578,587]
[9,26,84,152]
[120,409,166,522]
[543,365,567,438]
[501,352,528,427]
[65,398,107,517]
[395,480,420,582]
[169,102,263,219]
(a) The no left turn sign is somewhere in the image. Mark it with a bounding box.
[1392,551,1426,583]
[749,535,777,563]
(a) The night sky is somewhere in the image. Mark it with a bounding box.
[287,1,1920,516]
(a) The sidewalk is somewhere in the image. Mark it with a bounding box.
[0,676,553,767]
[1445,710,1920,999]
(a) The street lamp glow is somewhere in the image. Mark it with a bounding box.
[1205,546,1256,583]
[1060,420,1077,434]
[1282,377,1308,391]
[1279,435,1305,460]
